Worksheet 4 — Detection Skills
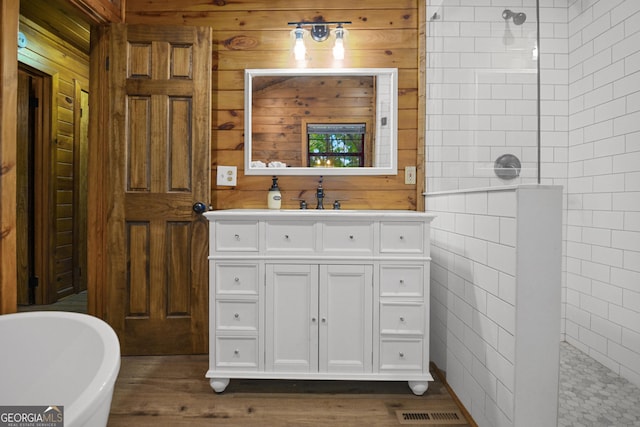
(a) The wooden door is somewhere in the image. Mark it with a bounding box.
[16,69,32,306]
[106,24,212,355]
[319,265,373,373]
[16,67,51,306]
[266,264,319,372]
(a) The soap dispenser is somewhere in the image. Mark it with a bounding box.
[267,176,282,209]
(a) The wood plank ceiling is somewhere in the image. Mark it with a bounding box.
[20,0,91,54]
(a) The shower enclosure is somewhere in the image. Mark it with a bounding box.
[425,3,563,427]
[425,1,540,192]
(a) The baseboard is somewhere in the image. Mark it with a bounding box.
[430,361,478,427]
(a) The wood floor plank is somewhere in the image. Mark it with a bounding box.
[108,355,472,427]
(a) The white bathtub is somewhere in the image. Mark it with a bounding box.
[0,311,121,427]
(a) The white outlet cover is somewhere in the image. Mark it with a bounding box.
[217,165,237,186]
[405,166,416,185]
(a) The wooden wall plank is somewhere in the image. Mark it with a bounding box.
[0,0,19,314]
[66,0,123,25]
[126,10,419,31]
[127,0,422,211]
[127,0,418,13]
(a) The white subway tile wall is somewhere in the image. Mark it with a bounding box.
[566,0,640,388]
[426,0,640,402]
[429,190,517,427]
[426,1,541,193]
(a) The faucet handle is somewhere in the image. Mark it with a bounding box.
[332,199,349,210]
[291,198,308,209]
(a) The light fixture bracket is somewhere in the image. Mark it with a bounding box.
[288,21,352,42]
[310,24,329,42]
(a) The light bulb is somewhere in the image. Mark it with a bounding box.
[293,27,306,61]
[333,27,345,60]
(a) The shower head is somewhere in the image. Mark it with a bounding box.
[502,9,527,25]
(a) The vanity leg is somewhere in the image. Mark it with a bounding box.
[408,380,429,396]
[210,378,230,393]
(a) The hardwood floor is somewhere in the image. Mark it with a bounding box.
[18,290,87,313]
[108,355,474,426]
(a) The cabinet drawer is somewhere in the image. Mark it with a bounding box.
[215,263,259,295]
[265,221,316,252]
[380,222,424,254]
[380,302,424,335]
[214,220,259,252]
[215,336,259,370]
[322,221,374,254]
[216,300,259,332]
[380,265,424,297]
[379,339,423,371]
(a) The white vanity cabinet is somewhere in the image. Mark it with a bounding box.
[204,209,435,395]
[266,263,373,374]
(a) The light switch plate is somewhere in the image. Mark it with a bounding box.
[405,166,416,185]
[217,166,237,186]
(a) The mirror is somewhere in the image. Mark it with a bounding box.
[245,68,398,176]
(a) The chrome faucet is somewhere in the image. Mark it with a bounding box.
[316,177,325,209]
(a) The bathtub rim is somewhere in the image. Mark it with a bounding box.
[0,311,121,426]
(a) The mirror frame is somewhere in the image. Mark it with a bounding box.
[244,68,398,176]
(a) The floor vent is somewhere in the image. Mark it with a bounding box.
[396,409,467,425]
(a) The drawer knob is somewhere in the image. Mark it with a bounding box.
[399,235,405,240]
[399,279,405,285]
[399,352,405,358]
[234,349,240,355]
[284,234,290,240]
[400,316,405,322]
[321,317,327,323]
[234,234,240,240]
[234,313,240,319]
[311,317,317,323]
[349,235,354,240]
[234,277,240,282]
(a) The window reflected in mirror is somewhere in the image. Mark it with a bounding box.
[306,123,369,168]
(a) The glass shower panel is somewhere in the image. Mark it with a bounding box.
[426,1,540,192]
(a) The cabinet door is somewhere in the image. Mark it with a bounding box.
[266,264,318,372]
[319,265,373,373]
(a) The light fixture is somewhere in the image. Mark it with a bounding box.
[293,25,306,61]
[288,21,351,61]
[332,24,345,60]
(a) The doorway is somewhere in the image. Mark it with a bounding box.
[16,66,49,307]
[16,64,88,313]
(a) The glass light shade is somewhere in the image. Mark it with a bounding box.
[333,27,345,60]
[293,27,306,61]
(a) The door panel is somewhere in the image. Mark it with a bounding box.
[319,265,373,373]
[106,24,211,355]
[266,264,319,372]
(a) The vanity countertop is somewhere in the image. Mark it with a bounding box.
[203,209,437,220]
